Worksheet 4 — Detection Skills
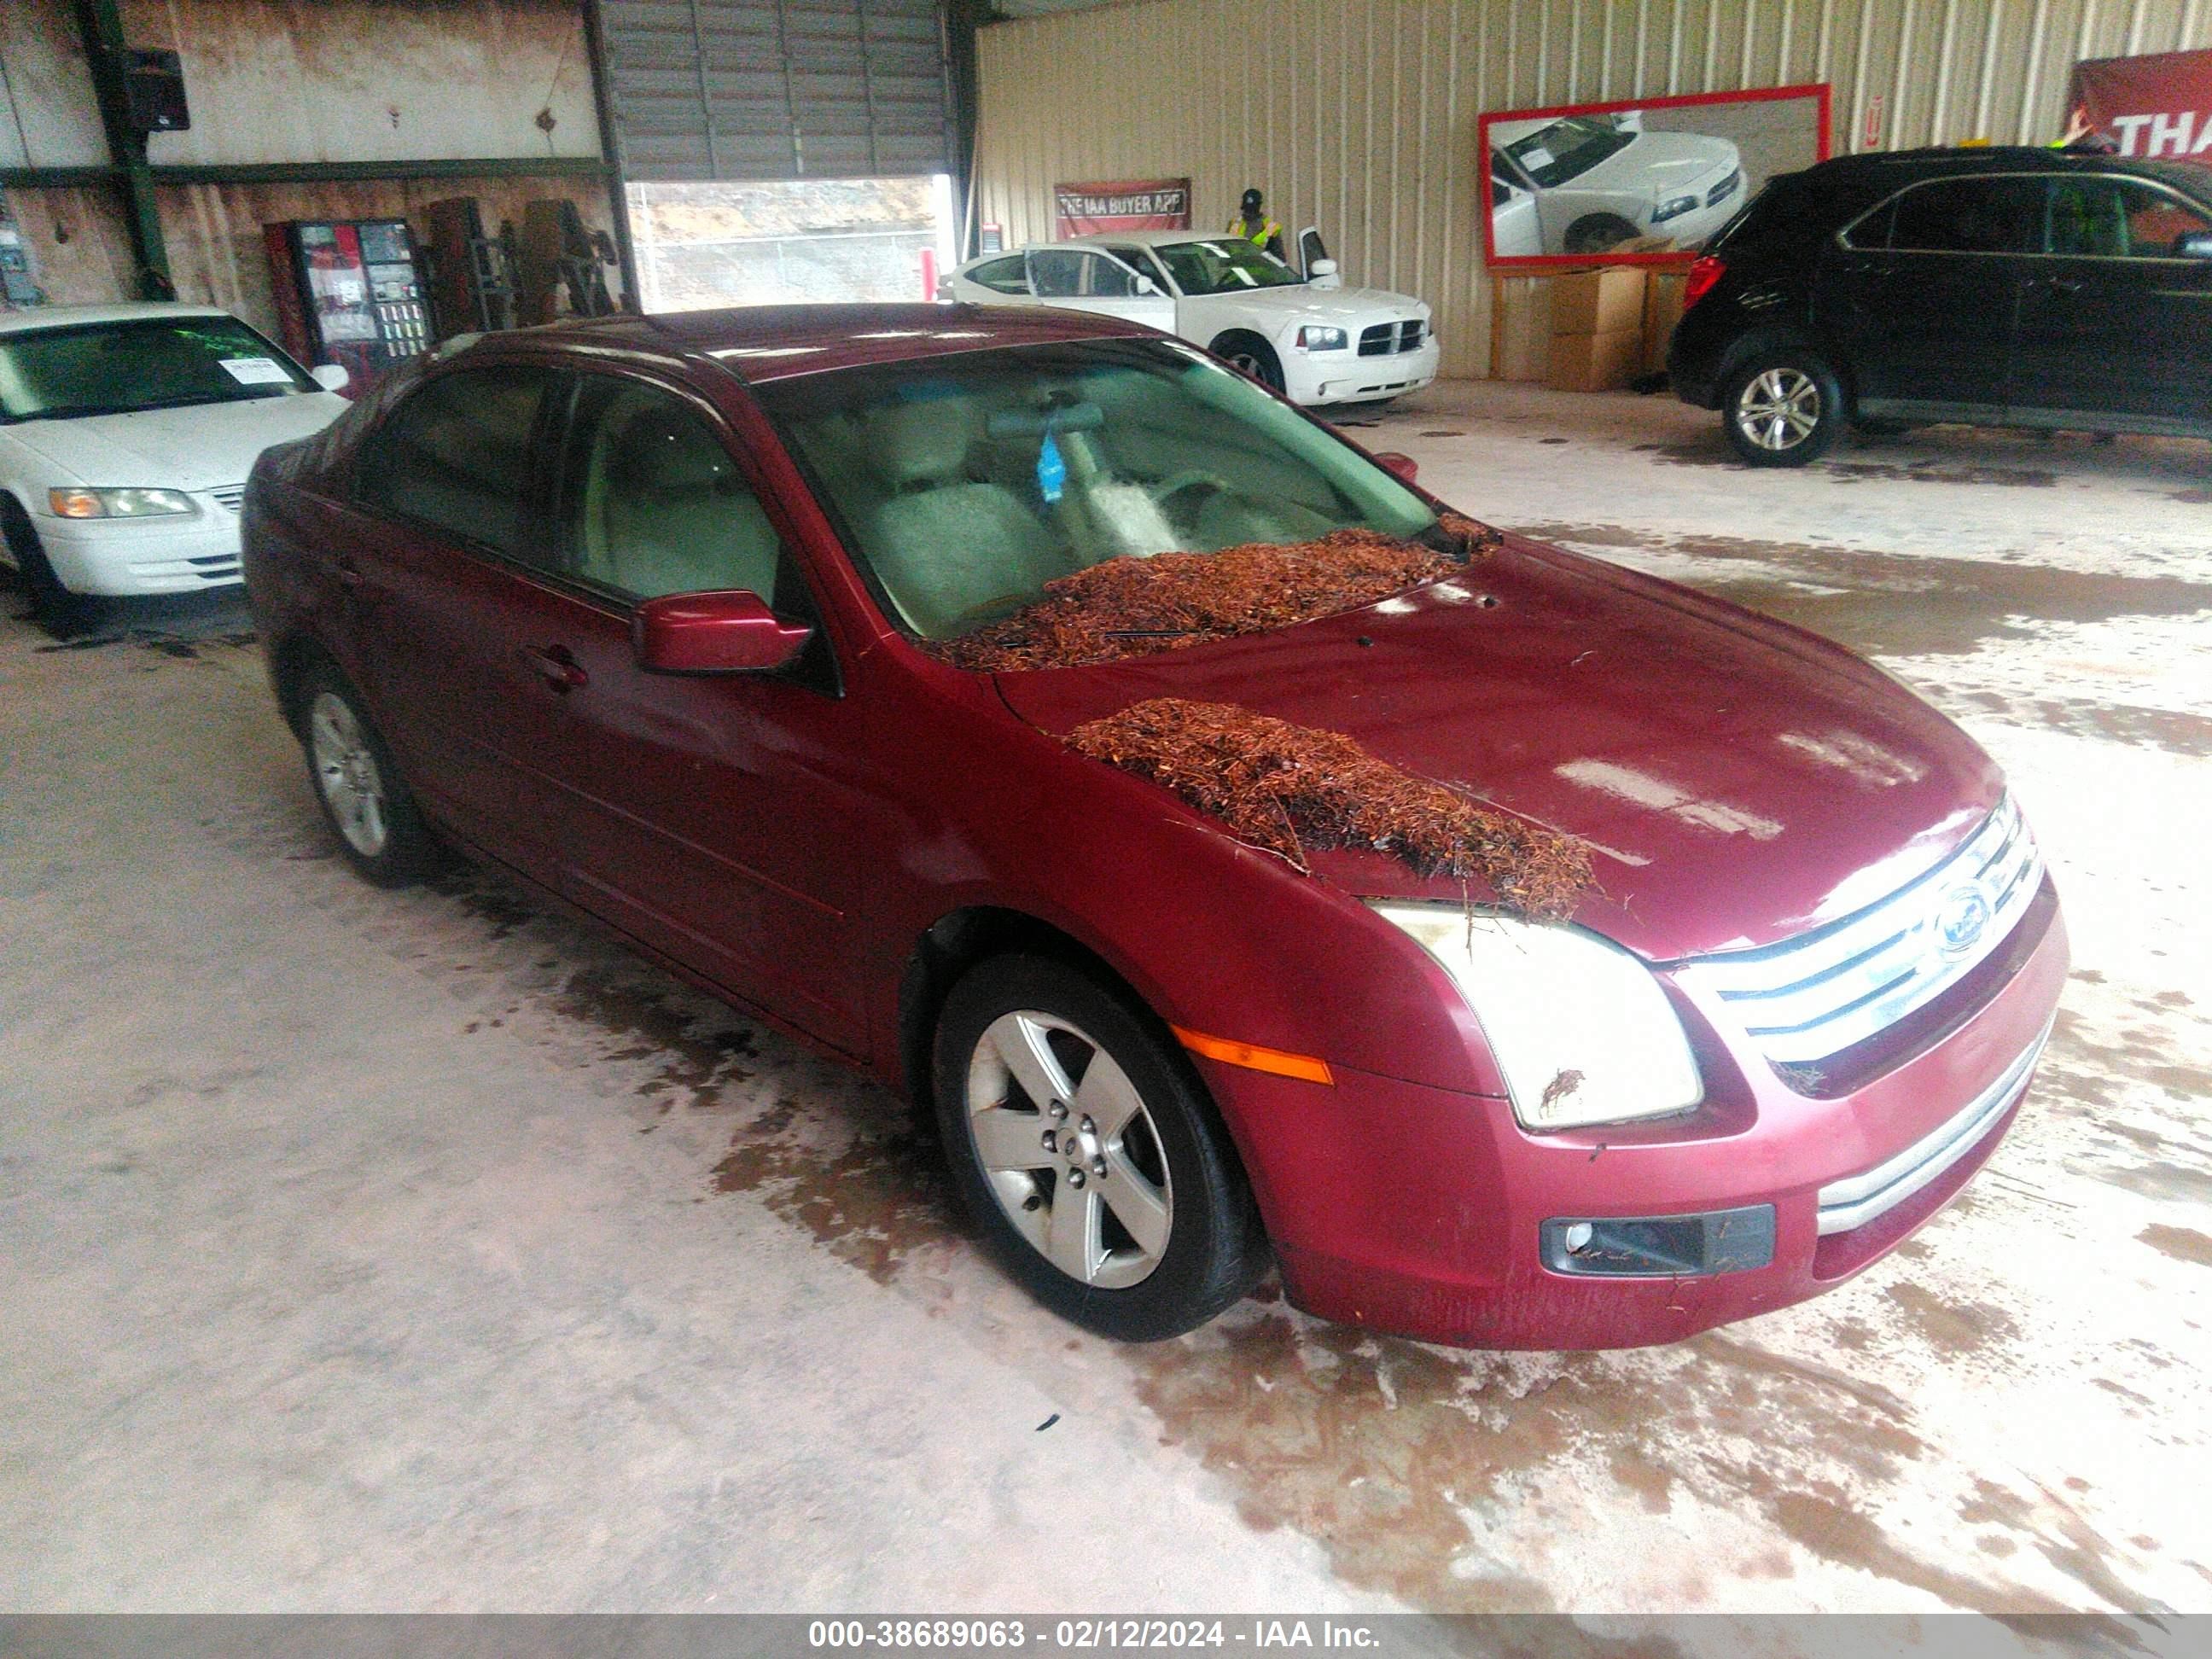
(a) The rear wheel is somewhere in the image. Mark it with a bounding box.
[1722,349,1843,467]
[933,955,1266,1341]
[1212,331,1285,394]
[300,663,438,886]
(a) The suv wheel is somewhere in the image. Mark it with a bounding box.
[933,954,1266,1341]
[1723,350,1842,467]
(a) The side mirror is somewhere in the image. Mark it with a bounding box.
[2179,230,2212,259]
[1310,259,1339,277]
[1134,275,1160,295]
[633,589,812,674]
[1373,451,1419,485]
[311,363,352,393]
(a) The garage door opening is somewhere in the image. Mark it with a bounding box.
[627,175,958,311]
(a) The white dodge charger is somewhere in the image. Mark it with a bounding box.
[0,302,351,631]
[943,232,1438,409]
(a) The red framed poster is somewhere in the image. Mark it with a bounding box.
[1480,83,1832,269]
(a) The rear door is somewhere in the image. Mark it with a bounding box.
[1025,247,1178,331]
[1817,174,2044,418]
[345,361,573,882]
[2014,172,2212,429]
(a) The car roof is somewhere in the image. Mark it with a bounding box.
[469,302,1159,383]
[0,301,236,336]
[1790,145,2212,212]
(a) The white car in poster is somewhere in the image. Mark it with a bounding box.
[943,231,1439,409]
[1490,113,1743,256]
[0,302,351,631]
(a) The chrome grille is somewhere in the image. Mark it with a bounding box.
[1675,795,2044,1065]
[1358,321,1426,358]
[207,484,247,514]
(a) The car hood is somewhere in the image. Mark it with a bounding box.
[1574,131,1739,198]
[3,393,350,490]
[1183,285,1426,323]
[990,534,2000,963]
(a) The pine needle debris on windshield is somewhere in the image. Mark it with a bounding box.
[926,514,1498,672]
[1067,697,1592,921]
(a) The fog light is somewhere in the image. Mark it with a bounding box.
[1540,1206,1775,1278]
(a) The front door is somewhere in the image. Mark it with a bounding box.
[521,372,870,1045]
[2014,172,2212,429]
[1816,173,2043,417]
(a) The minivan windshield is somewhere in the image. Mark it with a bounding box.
[1504,116,1638,189]
[753,339,1441,642]
[0,316,317,422]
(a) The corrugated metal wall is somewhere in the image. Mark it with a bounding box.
[975,0,2212,377]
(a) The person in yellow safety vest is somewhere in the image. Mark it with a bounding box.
[1226,188,1285,259]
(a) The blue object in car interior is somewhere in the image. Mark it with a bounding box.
[1037,431,1066,504]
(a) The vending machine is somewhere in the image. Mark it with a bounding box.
[265,218,433,388]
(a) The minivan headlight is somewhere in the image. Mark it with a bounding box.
[49,486,195,520]
[1369,903,1704,1131]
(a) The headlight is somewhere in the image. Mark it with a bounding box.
[1295,325,1348,352]
[1651,194,1702,224]
[49,486,195,520]
[1369,903,1704,1131]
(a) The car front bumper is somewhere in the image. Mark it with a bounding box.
[33,503,244,597]
[1190,882,2069,1351]
[1286,335,1442,406]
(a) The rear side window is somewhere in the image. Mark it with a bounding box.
[355,365,550,559]
[965,255,1030,294]
[1870,177,2045,254]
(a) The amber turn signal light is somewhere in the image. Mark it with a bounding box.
[1170,1025,1334,1086]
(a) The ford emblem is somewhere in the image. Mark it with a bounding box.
[1936,886,1993,957]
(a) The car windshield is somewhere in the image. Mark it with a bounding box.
[1503,116,1637,189]
[753,338,1442,643]
[1151,239,1304,294]
[0,316,317,422]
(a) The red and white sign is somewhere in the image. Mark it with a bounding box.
[2069,48,2212,160]
[1053,178,1191,239]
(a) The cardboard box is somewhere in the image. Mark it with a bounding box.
[1549,266,1647,336]
[1642,270,1688,375]
[1490,275,1554,381]
[1547,326,1644,393]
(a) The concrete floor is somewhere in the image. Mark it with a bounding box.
[3,381,2208,1619]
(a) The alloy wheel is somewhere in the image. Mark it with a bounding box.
[964,1009,1174,1289]
[1734,366,1824,452]
[309,690,389,858]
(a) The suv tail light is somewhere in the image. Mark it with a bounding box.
[1684,254,1726,309]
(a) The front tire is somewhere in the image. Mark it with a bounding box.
[933,955,1266,1342]
[1722,349,1843,467]
[1212,331,1285,395]
[1563,213,1639,255]
[2,496,97,638]
[300,663,437,886]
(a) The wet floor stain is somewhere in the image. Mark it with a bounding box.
[1505,521,2212,661]
[1883,1283,2019,1356]
[1824,460,2058,489]
[2137,1224,2212,1267]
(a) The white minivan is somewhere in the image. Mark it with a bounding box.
[944,232,1438,409]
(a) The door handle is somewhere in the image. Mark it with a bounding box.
[2039,275,2084,294]
[518,643,589,692]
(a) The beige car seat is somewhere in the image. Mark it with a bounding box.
[598,401,781,601]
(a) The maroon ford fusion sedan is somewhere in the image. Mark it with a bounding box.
[241,303,2065,1349]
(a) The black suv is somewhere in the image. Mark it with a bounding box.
[1668,147,2212,465]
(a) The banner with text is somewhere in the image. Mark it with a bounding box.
[1053,178,1191,238]
[2070,48,2212,160]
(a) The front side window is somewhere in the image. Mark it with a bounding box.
[753,339,1440,641]
[0,315,317,422]
[1150,239,1301,294]
[2048,177,2212,259]
[560,379,788,605]
[354,365,551,561]
[1501,116,1637,189]
[1881,177,2045,254]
